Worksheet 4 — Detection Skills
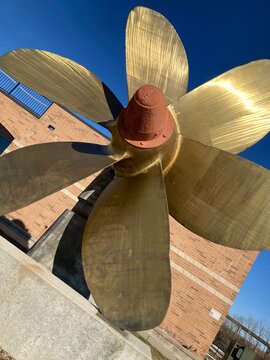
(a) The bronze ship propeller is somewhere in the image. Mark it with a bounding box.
[0,6,270,331]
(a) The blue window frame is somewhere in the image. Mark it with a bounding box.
[0,69,52,117]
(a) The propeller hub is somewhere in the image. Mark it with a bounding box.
[117,85,174,148]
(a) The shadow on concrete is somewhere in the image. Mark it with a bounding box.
[30,167,115,300]
[52,212,90,298]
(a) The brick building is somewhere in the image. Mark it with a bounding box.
[0,70,257,357]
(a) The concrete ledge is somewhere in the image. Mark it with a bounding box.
[138,329,199,360]
[0,237,151,359]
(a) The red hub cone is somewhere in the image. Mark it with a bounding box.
[117,85,174,148]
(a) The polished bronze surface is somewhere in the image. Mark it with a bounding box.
[110,113,181,178]
[0,49,123,122]
[165,136,270,251]
[170,60,270,154]
[126,6,188,104]
[0,6,269,331]
[0,142,125,215]
[82,162,171,330]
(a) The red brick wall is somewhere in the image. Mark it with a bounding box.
[160,218,257,356]
[0,91,258,356]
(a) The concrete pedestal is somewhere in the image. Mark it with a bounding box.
[0,237,151,360]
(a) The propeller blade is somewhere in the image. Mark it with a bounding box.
[165,136,270,251]
[0,49,123,122]
[169,60,270,154]
[82,162,171,330]
[126,6,188,104]
[0,142,125,215]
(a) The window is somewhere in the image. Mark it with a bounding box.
[0,135,10,153]
[0,69,52,117]
[0,124,14,154]
[0,68,18,93]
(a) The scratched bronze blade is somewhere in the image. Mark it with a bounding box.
[0,142,125,215]
[0,49,123,122]
[126,6,188,104]
[165,136,270,251]
[82,162,171,330]
[169,60,270,154]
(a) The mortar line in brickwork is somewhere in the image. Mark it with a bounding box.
[170,244,240,293]
[73,182,86,191]
[170,260,233,305]
[60,188,78,202]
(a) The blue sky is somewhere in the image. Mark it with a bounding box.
[1,0,270,322]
